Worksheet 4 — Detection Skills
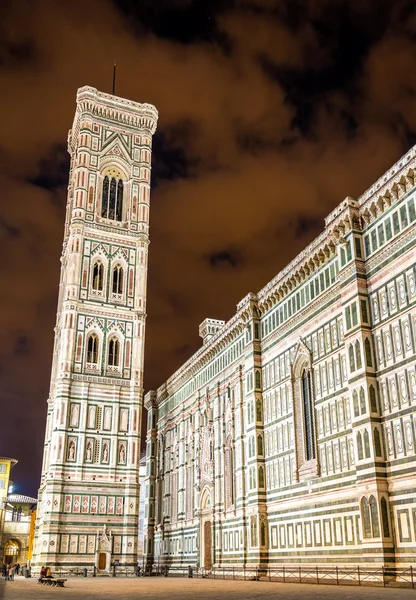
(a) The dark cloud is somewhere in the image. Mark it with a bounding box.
[1,0,416,495]
[30,143,70,191]
[114,0,232,49]
[13,335,32,357]
[0,217,21,238]
[208,248,243,269]
[152,122,200,186]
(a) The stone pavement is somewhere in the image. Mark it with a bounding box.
[1,576,415,600]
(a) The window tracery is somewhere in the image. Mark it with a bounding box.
[302,369,316,462]
[108,338,120,367]
[87,334,98,365]
[101,175,124,221]
[92,262,103,291]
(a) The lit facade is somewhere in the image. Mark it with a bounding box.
[1,495,37,566]
[33,87,158,572]
[144,148,416,570]
[0,457,16,508]
[0,457,17,560]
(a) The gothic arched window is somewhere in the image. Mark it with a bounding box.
[258,465,265,488]
[92,262,103,291]
[257,434,263,456]
[112,265,123,295]
[224,438,234,510]
[364,429,370,458]
[117,179,123,221]
[365,338,373,367]
[359,387,366,414]
[108,338,120,367]
[355,340,362,369]
[370,385,377,413]
[302,369,316,461]
[374,428,382,457]
[349,345,355,372]
[361,497,371,538]
[357,432,363,460]
[101,175,123,221]
[102,176,109,217]
[369,495,380,536]
[353,390,359,417]
[87,334,98,364]
[381,497,390,537]
[256,399,262,421]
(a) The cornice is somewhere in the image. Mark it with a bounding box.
[68,86,158,151]
[152,144,416,411]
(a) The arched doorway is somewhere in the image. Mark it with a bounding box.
[3,539,19,565]
[200,489,212,570]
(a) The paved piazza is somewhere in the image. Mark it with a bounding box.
[1,577,415,600]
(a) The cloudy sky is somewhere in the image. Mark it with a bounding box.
[1,0,416,496]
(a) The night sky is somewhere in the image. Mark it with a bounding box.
[1,0,416,497]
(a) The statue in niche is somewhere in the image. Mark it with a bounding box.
[68,440,76,461]
[86,441,92,462]
[103,443,109,463]
[119,443,126,464]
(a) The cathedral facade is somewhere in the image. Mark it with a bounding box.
[33,87,157,571]
[143,149,416,570]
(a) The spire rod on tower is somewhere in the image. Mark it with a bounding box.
[112,60,116,95]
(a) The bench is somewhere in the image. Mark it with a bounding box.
[39,578,67,587]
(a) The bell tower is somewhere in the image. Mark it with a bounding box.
[33,87,158,572]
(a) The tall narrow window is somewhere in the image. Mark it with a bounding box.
[224,440,234,510]
[365,338,373,367]
[349,345,355,372]
[112,265,123,295]
[117,179,123,221]
[87,334,98,364]
[364,430,370,458]
[109,177,116,219]
[250,515,258,546]
[256,399,262,421]
[353,390,359,417]
[101,176,123,221]
[374,428,382,457]
[257,435,263,456]
[370,385,377,412]
[258,466,265,488]
[357,432,363,460]
[359,388,366,414]
[108,338,120,366]
[302,369,316,461]
[355,340,362,369]
[381,497,390,537]
[369,496,380,537]
[361,497,371,538]
[102,176,109,217]
[92,262,103,290]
